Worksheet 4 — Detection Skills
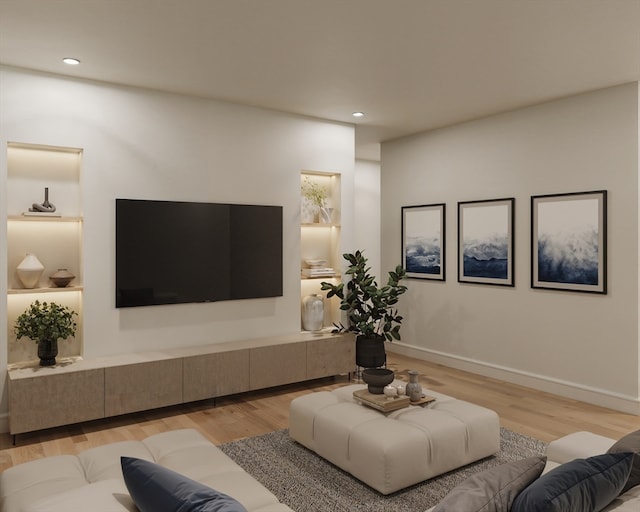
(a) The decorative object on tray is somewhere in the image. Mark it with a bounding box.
[16,252,45,289]
[14,300,78,366]
[406,370,423,402]
[383,385,398,398]
[29,187,56,213]
[361,368,395,394]
[321,250,407,368]
[302,294,324,332]
[353,388,411,412]
[50,268,75,287]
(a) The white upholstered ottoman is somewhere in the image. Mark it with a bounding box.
[289,383,500,494]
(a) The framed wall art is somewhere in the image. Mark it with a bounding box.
[531,190,607,294]
[402,203,445,280]
[458,198,515,286]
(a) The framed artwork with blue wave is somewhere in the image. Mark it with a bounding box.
[458,198,514,286]
[531,190,607,294]
[402,203,445,280]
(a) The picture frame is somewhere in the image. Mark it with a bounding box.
[402,203,446,280]
[531,190,607,294]
[458,198,515,286]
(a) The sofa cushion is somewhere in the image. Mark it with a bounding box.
[607,429,640,493]
[24,479,136,512]
[121,457,248,512]
[432,456,546,512]
[511,452,634,512]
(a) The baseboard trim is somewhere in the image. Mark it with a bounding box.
[387,343,640,415]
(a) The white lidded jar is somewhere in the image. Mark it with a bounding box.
[302,294,324,331]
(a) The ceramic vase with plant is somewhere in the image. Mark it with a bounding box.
[14,300,78,366]
[301,176,330,223]
[321,250,407,368]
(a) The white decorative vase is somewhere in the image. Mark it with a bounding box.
[302,294,324,331]
[16,253,45,289]
[320,207,334,224]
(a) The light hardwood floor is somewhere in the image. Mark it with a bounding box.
[1,352,639,472]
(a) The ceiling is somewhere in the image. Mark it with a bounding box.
[1,0,639,161]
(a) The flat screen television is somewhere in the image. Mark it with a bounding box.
[116,199,283,308]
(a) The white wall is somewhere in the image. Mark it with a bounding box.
[382,83,640,413]
[0,66,355,427]
[353,159,381,279]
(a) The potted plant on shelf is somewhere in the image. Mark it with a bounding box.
[14,300,78,367]
[321,250,407,369]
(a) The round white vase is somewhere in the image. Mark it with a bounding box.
[16,253,45,289]
[302,294,324,331]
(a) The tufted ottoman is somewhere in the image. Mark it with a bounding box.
[289,383,500,494]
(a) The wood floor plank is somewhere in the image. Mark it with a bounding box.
[1,353,638,473]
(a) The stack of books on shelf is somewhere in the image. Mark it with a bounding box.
[301,267,336,278]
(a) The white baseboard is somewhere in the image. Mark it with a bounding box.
[387,343,640,415]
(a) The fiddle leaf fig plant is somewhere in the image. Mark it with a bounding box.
[14,300,77,343]
[321,250,407,341]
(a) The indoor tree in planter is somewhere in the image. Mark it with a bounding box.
[321,250,407,368]
[14,300,77,366]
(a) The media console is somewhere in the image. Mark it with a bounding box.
[7,332,354,437]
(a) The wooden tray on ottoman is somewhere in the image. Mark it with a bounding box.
[353,389,411,412]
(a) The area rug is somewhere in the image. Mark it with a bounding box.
[219,427,546,512]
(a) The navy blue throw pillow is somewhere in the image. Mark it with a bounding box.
[121,456,248,512]
[511,452,633,512]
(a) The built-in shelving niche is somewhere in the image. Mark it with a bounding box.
[6,142,84,365]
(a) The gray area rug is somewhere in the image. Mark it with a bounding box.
[219,427,546,511]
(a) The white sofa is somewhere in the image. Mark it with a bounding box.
[426,430,640,512]
[542,431,639,512]
[0,428,294,512]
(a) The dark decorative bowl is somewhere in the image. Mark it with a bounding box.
[362,368,395,394]
[50,268,75,287]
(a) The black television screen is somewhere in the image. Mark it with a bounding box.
[116,199,283,308]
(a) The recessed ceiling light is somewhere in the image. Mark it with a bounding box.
[352,112,365,118]
[63,57,80,65]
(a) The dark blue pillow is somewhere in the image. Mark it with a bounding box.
[121,456,248,512]
[511,452,633,512]
[607,429,640,493]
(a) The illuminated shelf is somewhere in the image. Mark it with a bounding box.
[301,222,340,228]
[8,215,82,222]
[301,274,340,280]
[8,285,83,295]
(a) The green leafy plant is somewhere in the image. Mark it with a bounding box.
[321,250,407,341]
[14,300,77,343]
[301,176,328,208]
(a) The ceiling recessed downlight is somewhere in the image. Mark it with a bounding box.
[352,111,365,118]
[63,57,80,65]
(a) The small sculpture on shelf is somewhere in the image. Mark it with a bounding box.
[29,187,56,213]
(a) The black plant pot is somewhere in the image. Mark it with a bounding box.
[37,339,58,367]
[355,335,386,369]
